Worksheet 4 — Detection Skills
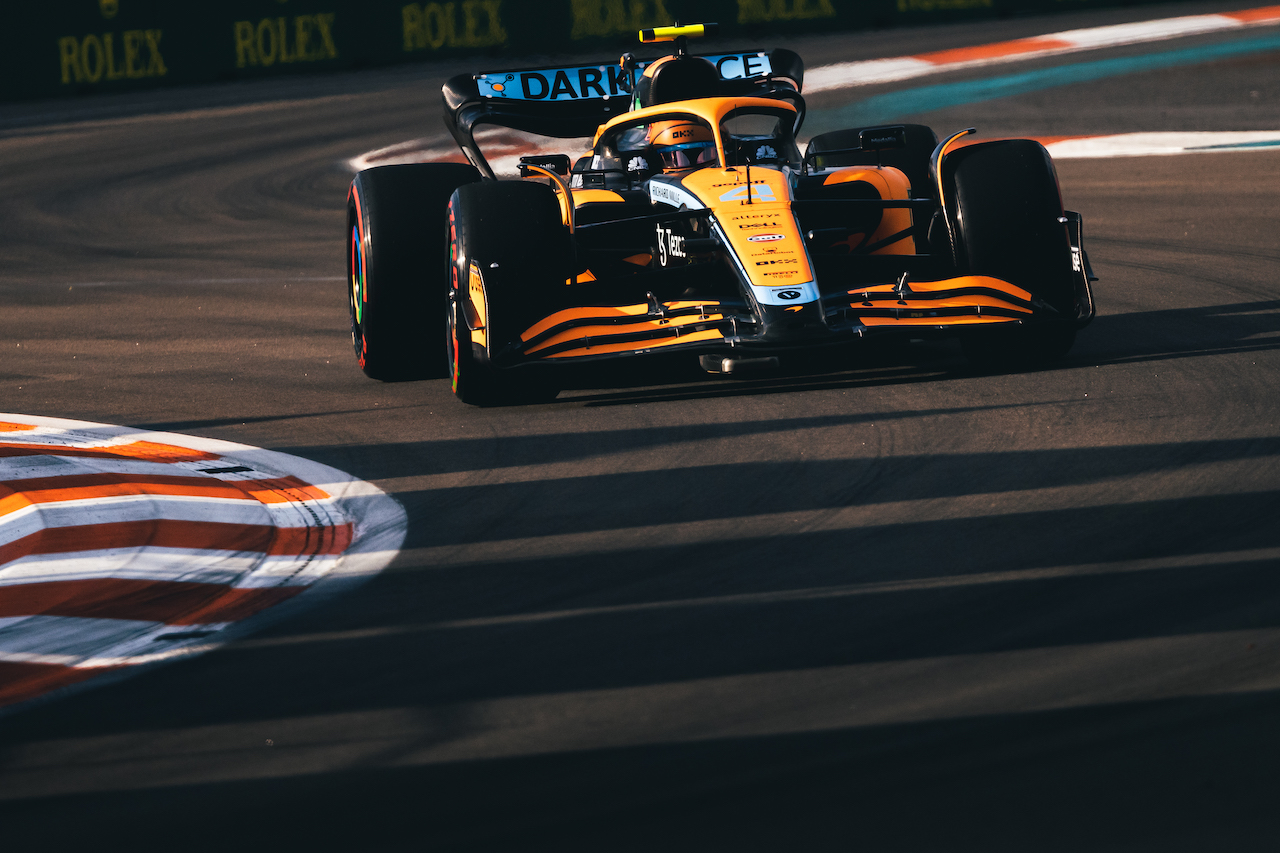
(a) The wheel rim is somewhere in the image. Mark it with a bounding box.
[448,291,462,395]
[447,203,462,394]
[349,222,367,365]
[349,224,364,327]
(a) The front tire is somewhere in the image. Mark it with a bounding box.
[347,163,479,380]
[945,139,1078,367]
[446,180,572,406]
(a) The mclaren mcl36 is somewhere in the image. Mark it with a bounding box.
[346,23,1096,405]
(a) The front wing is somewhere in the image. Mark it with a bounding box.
[491,275,1049,366]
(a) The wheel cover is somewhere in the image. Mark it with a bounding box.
[447,202,462,395]
[448,293,462,395]
[349,224,364,326]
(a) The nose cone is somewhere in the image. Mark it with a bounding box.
[757,300,829,341]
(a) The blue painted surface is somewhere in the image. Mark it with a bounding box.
[806,32,1280,134]
[1190,138,1280,150]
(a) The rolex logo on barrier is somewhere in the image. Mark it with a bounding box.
[58,29,167,85]
[234,14,339,67]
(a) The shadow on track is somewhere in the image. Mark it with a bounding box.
[3,657,1278,853]
[127,298,1280,432]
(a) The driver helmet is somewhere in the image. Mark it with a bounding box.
[647,121,717,172]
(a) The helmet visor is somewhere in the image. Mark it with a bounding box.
[660,140,718,170]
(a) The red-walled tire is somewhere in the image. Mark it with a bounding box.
[347,163,479,380]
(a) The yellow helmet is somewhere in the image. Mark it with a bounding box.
[647,120,717,172]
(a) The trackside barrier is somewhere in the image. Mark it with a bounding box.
[1,0,1199,103]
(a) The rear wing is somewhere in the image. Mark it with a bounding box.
[442,49,804,179]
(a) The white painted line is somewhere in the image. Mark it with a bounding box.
[1045,130,1280,158]
[804,6,1280,93]
[806,56,936,89]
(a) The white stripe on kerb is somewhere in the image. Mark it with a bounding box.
[804,10,1280,93]
[1046,130,1280,158]
[0,549,339,589]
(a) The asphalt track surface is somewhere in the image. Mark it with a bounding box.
[3,2,1280,849]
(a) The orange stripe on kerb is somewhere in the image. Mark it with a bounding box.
[0,474,255,518]
[0,423,36,433]
[0,578,305,624]
[0,519,354,566]
[916,37,1074,65]
[0,661,118,708]
[1225,5,1280,22]
[0,440,220,463]
[225,476,331,503]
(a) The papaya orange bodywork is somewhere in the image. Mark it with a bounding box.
[679,167,815,290]
[821,168,915,255]
[544,328,728,358]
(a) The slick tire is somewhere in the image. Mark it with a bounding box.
[446,180,571,406]
[945,139,1078,367]
[347,163,480,380]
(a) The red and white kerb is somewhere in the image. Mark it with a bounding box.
[0,415,405,713]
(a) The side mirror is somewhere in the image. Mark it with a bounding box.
[858,126,908,151]
[519,154,572,176]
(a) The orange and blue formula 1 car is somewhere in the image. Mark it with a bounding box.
[346,23,1096,405]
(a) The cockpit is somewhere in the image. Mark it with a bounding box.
[720,106,800,168]
[572,101,801,190]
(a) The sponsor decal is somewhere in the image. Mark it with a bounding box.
[477,52,772,101]
[730,212,778,220]
[748,233,785,242]
[655,224,687,267]
[740,1,834,24]
[403,2,505,53]
[711,52,773,80]
[59,29,169,84]
[571,0,666,39]
[755,258,798,265]
[752,280,817,306]
[764,271,801,278]
[483,65,629,100]
[719,184,777,203]
[738,221,780,230]
[233,14,338,68]
[648,181,701,209]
